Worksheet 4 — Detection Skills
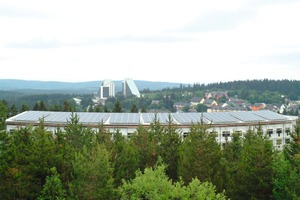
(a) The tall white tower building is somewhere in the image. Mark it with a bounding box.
[122,78,140,98]
[98,79,115,99]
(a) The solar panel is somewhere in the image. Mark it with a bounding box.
[203,112,239,124]
[12,111,51,122]
[141,113,155,124]
[77,113,90,122]
[75,113,110,124]
[229,111,265,122]
[141,113,171,124]
[46,112,71,123]
[156,113,171,124]
[173,113,206,124]
[253,110,287,121]
[109,113,140,124]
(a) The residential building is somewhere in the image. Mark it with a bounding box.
[205,91,228,100]
[190,97,204,107]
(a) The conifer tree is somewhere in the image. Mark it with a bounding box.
[177,121,223,190]
[159,114,182,181]
[38,167,66,200]
[234,129,274,199]
[70,144,115,200]
[112,101,123,112]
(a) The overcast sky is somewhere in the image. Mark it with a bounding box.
[1,0,299,84]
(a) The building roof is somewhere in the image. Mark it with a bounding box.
[6,110,296,127]
[191,97,202,102]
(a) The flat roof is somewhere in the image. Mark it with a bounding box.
[6,110,295,127]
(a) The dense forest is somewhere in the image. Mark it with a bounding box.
[0,114,300,199]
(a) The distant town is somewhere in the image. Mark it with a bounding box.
[91,78,300,116]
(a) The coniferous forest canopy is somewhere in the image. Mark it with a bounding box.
[0,79,300,199]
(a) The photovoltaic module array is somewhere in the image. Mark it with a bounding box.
[7,110,291,126]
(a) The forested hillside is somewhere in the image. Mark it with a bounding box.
[204,79,300,100]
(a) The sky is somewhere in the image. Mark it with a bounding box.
[1,0,300,84]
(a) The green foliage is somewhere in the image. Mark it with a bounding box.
[118,162,227,200]
[130,104,139,113]
[38,167,66,200]
[130,125,159,169]
[159,114,182,181]
[178,122,223,190]
[114,142,140,186]
[221,132,243,198]
[181,179,227,200]
[113,100,123,112]
[273,118,300,199]
[272,152,300,199]
[0,100,8,130]
[196,103,208,112]
[65,113,95,150]
[70,144,115,200]
[234,130,274,199]
[0,121,62,199]
[34,100,48,111]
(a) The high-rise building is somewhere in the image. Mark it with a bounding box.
[122,78,140,98]
[98,79,115,99]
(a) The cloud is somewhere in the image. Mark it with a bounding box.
[82,35,194,45]
[5,34,193,50]
[0,3,48,19]
[6,38,61,49]
[256,52,300,66]
[182,9,255,32]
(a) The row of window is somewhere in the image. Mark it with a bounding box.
[181,128,291,139]
[267,128,290,137]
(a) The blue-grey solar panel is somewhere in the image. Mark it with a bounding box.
[156,113,171,124]
[203,112,239,123]
[78,113,95,123]
[229,111,265,122]
[254,110,287,121]
[141,113,155,124]
[90,113,110,123]
[109,113,140,124]
[46,112,71,123]
[141,113,171,124]
[173,113,206,124]
[13,111,51,122]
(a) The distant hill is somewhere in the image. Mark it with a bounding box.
[0,79,183,94]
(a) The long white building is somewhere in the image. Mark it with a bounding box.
[5,110,298,150]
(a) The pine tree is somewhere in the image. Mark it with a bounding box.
[178,121,222,190]
[112,101,123,112]
[38,167,66,200]
[70,144,115,200]
[234,129,274,199]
